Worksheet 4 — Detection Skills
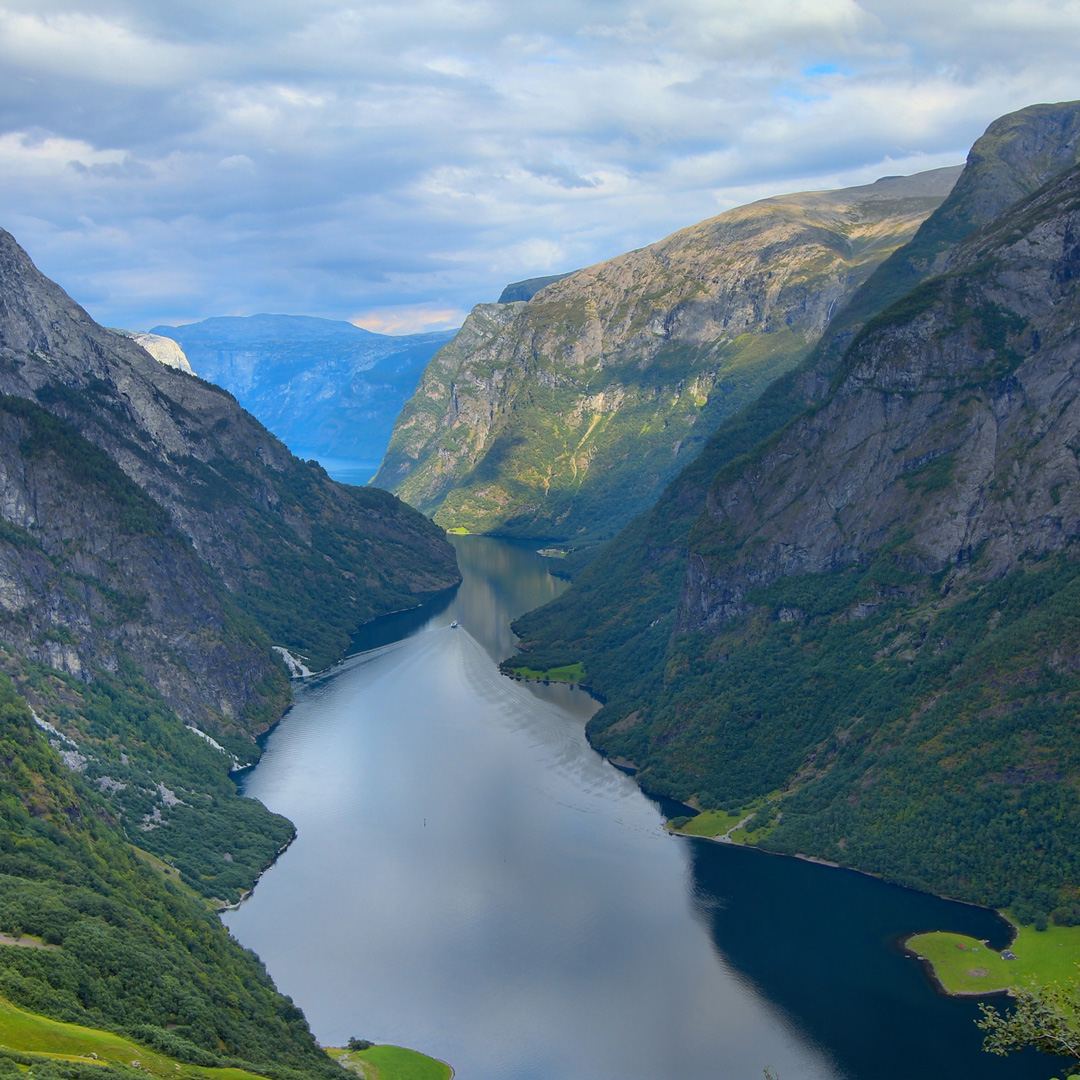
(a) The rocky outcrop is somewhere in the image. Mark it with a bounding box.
[497,273,575,303]
[112,329,195,373]
[377,167,961,542]
[813,99,1080,371]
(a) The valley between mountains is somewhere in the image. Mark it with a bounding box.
[5,94,1080,1080]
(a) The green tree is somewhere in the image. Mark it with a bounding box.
[977,980,1080,1077]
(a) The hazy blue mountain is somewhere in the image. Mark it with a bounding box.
[149,314,457,473]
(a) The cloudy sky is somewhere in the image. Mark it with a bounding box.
[2,0,1080,334]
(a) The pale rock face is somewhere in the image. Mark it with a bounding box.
[110,328,195,374]
[130,332,194,375]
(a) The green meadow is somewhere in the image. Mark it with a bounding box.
[0,994,268,1080]
[907,921,1080,995]
[503,661,586,684]
[327,1045,451,1080]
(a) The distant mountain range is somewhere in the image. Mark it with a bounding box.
[148,314,457,470]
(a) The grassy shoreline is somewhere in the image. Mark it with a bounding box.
[906,921,1080,997]
[327,1045,452,1080]
[501,661,586,685]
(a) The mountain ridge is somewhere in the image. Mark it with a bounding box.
[377,165,961,542]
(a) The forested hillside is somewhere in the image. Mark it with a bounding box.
[508,100,1080,919]
[0,676,336,1080]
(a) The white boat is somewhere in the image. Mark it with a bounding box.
[449,620,459,629]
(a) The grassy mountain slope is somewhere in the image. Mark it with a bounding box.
[509,108,1080,918]
[376,167,961,543]
[0,675,337,1080]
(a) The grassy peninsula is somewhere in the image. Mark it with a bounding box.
[500,661,586,684]
[907,922,1080,997]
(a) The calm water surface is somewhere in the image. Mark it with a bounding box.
[224,537,1046,1080]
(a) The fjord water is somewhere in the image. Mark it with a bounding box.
[224,537,1044,1080]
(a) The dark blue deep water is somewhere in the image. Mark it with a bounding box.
[224,537,1048,1080]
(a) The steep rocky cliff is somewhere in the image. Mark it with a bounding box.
[814,99,1080,369]
[376,167,961,542]
[509,103,1080,916]
[0,226,458,901]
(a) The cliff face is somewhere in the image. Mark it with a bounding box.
[508,103,1080,916]
[683,164,1080,619]
[0,228,460,738]
[376,167,961,542]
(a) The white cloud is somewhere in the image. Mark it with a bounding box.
[0,0,1079,329]
[351,306,467,334]
[0,8,198,86]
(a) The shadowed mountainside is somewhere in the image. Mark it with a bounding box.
[508,101,1080,919]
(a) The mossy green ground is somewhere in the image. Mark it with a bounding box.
[0,994,267,1080]
[674,808,748,838]
[671,796,782,844]
[327,1046,451,1080]
[907,921,1080,995]
[0,996,453,1080]
[504,662,585,683]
